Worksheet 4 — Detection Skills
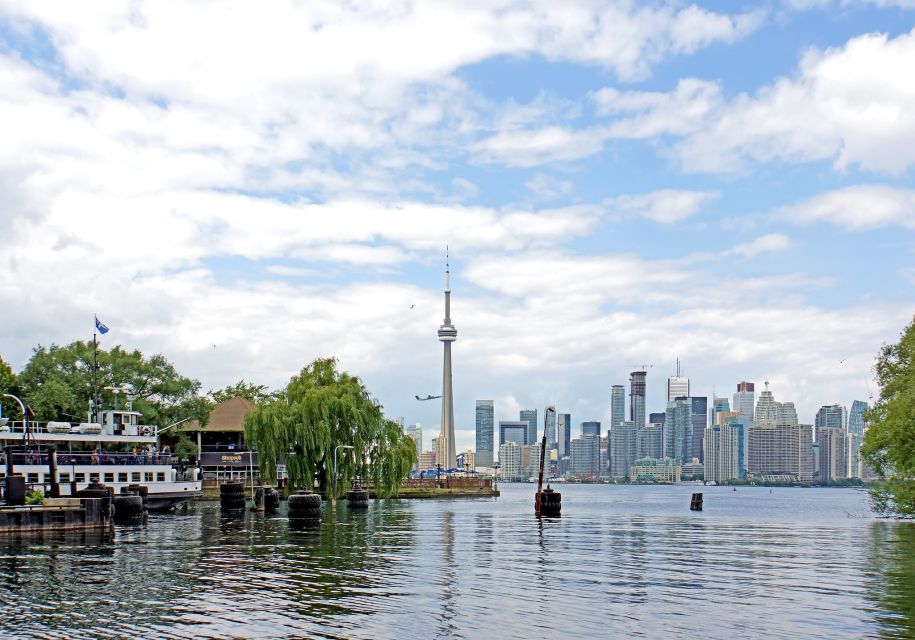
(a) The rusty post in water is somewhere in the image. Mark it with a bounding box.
[535,407,554,515]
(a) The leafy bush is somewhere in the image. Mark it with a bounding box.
[25,489,44,505]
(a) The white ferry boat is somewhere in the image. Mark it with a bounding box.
[0,407,202,510]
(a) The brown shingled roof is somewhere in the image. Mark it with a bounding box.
[180,396,255,433]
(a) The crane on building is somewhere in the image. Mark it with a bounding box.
[628,364,654,372]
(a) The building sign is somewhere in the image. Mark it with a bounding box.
[200,451,259,468]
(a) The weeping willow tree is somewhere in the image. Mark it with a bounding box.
[244,358,416,498]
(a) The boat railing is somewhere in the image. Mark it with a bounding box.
[7,452,174,467]
[0,420,159,437]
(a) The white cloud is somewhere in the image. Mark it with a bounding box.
[726,233,793,258]
[776,185,915,229]
[612,189,719,223]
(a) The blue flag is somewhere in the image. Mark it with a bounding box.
[95,316,109,334]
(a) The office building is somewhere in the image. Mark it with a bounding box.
[668,376,689,403]
[637,423,663,460]
[649,412,666,426]
[545,406,557,450]
[690,396,707,462]
[747,423,814,484]
[775,402,798,426]
[611,385,626,427]
[498,442,521,481]
[475,400,494,468]
[817,426,847,483]
[629,457,681,484]
[557,413,572,457]
[733,381,755,426]
[520,408,538,447]
[815,404,847,435]
[520,445,534,477]
[581,421,601,436]
[711,396,729,426]
[848,400,868,436]
[664,398,692,464]
[755,382,777,424]
[499,421,528,446]
[418,450,437,471]
[405,423,422,468]
[611,420,637,478]
[570,434,600,478]
[600,435,609,477]
[456,450,475,471]
[704,423,744,484]
[630,370,647,429]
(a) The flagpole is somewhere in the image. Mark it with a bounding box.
[92,330,99,424]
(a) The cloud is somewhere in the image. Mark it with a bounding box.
[775,185,915,230]
[726,233,793,258]
[471,125,606,167]
[612,189,719,223]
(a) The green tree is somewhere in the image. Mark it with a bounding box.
[0,356,21,419]
[208,379,273,405]
[862,316,915,517]
[174,432,199,463]
[244,357,416,498]
[17,341,204,428]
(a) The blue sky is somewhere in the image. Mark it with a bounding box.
[0,1,913,454]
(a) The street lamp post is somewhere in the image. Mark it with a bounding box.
[333,444,354,510]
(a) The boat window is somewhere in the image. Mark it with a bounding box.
[75,473,86,483]
[27,473,40,483]
[104,472,114,483]
[118,472,128,483]
[89,473,100,482]
[60,473,71,482]
[156,472,165,482]
[144,472,153,482]
[132,472,141,482]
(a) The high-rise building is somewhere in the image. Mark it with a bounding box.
[405,423,422,467]
[545,406,557,450]
[498,442,521,481]
[600,435,609,477]
[664,398,692,464]
[648,412,666,426]
[815,404,847,435]
[775,402,798,426]
[457,450,475,471]
[711,396,730,426]
[690,397,707,462]
[520,408,538,447]
[557,413,572,457]
[499,421,528,446]
[668,376,690,403]
[848,400,868,436]
[630,371,647,429]
[611,420,637,478]
[816,426,847,483]
[475,400,494,468]
[733,381,755,427]
[570,434,600,477]
[581,421,601,436]
[755,381,776,425]
[437,252,458,470]
[611,385,626,427]
[637,423,663,459]
[704,423,745,484]
[747,423,814,484]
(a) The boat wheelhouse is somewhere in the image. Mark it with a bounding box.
[0,407,202,510]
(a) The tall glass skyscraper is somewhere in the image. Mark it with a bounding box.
[611,385,626,428]
[581,421,601,436]
[545,406,557,449]
[557,413,572,457]
[475,400,494,468]
[520,408,538,447]
[630,371,647,429]
[733,381,755,427]
[690,396,707,462]
[848,400,868,436]
[499,421,528,446]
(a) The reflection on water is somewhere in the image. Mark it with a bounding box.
[0,485,911,639]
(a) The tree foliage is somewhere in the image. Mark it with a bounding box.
[862,316,915,517]
[244,358,416,497]
[208,379,273,405]
[16,341,204,428]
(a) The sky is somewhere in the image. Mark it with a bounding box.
[1,1,914,454]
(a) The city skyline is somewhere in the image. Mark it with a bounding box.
[1,3,912,460]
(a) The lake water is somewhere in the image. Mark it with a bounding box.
[0,484,913,639]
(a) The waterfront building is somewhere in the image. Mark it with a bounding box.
[817,426,847,483]
[600,435,609,477]
[682,459,704,480]
[456,450,475,471]
[775,402,798,426]
[690,396,707,462]
[815,404,847,438]
[570,434,600,478]
[520,444,533,477]
[733,381,755,427]
[497,442,521,481]
[180,397,257,479]
[520,408,538,448]
[704,423,744,484]
[437,252,458,470]
[664,398,692,464]
[611,420,637,479]
[755,382,777,424]
[637,423,663,460]
[418,450,437,471]
[557,413,572,457]
[847,400,868,479]
[545,405,557,450]
[747,423,814,484]
[629,457,681,484]
[611,385,626,427]
[499,420,528,446]
[630,370,647,429]
[475,400,494,468]
[528,441,543,477]
[581,421,601,436]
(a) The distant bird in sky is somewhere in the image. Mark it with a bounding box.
[410,304,414,309]
[415,394,442,401]
[839,358,847,364]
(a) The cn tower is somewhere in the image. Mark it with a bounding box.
[437,248,457,469]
